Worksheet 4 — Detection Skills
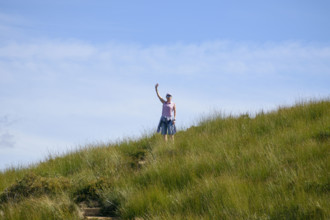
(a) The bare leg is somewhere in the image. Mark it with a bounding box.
[170,135,174,143]
[163,134,167,142]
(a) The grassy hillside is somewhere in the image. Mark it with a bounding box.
[0,99,329,220]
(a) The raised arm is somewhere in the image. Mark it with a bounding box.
[155,83,165,103]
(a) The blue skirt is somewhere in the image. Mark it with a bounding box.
[157,116,176,135]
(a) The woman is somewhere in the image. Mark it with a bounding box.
[155,83,176,142]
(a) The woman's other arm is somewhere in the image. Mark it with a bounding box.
[173,103,176,124]
[155,83,165,103]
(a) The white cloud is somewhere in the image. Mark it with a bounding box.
[0,39,329,170]
[1,40,330,77]
[0,115,21,149]
[0,131,15,148]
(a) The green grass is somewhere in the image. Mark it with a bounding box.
[0,99,329,220]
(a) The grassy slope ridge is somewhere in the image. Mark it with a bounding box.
[0,100,329,220]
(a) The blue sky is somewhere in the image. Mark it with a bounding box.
[1,1,330,44]
[0,0,330,170]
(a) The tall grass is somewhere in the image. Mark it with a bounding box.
[0,99,329,219]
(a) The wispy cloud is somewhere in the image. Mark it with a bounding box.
[0,39,329,170]
[0,115,20,149]
[0,114,18,127]
[0,131,15,148]
[2,40,329,77]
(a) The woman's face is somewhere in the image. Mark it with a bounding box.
[166,96,172,102]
